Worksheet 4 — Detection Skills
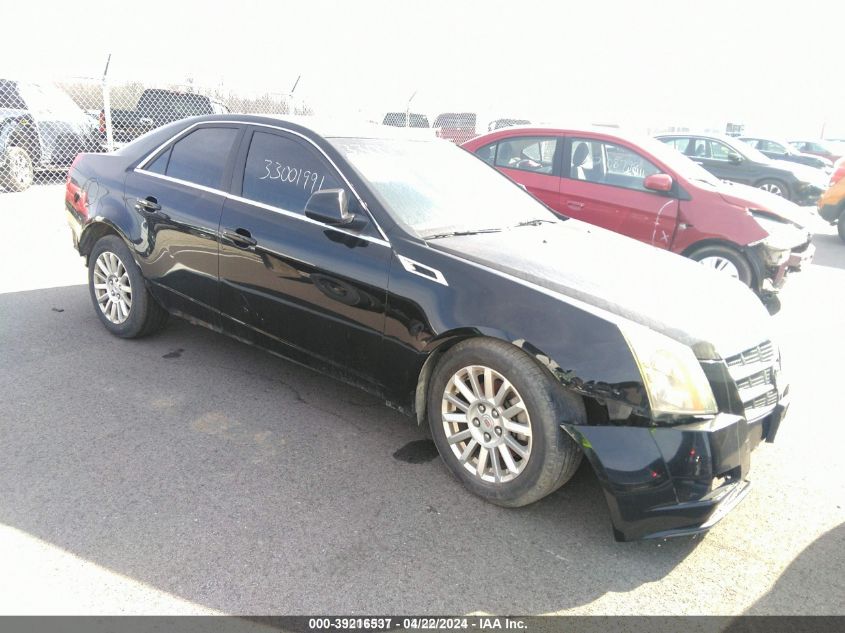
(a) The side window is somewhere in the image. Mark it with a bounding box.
[164,127,239,188]
[146,147,171,175]
[743,139,760,149]
[568,138,660,192]
[664,137,696,156]
[475,142,497,165]
[708,140,735,161]
[765,141,787,154]
[241,131,343,214]
[494,136,557,174]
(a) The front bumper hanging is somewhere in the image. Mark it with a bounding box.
[562,401,788,541]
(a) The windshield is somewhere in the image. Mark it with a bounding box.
[730,138,772,163]
[642,135,722,185]
[329,138,557,238]
[16,81,87,122]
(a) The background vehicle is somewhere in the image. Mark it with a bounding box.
[65,114,788,541]
[433,112,477,144]
[102,88,229,144]
[657,132,827,204]
[818,177,845,242]
[488,118,530,131]
[382,112,430,128]
[739,136,833,172]
[0,78,100,192]
[789,139,843,163]
[830,157,845,186]
[464,126,814,308]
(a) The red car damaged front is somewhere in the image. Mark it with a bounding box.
[462,126,814,311]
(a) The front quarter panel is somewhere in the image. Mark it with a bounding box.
[380,236,647,415]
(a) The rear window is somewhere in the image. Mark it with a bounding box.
[163,127,239,188]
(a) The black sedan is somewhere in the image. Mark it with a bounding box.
[656,132,828,203]
[739,136,833,172]
[65,114,789,541]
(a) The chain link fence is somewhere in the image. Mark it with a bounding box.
[0,71,564,193]
[0,70,771,194]
[0,74,317,192]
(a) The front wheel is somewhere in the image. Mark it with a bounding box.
[427,338,583,507]
[88,235,168,338]
[2,146,34,192]
[687,244,754,288]
[756,179,790,200]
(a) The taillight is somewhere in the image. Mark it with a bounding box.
[99,110,105,134]
[67,153,82,184]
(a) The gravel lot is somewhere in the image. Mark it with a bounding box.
[0,183,843,615]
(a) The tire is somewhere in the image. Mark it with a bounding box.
[838,210,845,243]
[2,146,34,192]
[687,243,754,288]
[427,338,584,508]
[88,235,168,338]
[756,179,790,200]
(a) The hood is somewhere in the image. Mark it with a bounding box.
[430,221,772,360]
[716,181,813,227]
[0,107,27,122]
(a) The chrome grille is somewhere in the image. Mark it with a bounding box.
[725,341,778,422]
[726,340,774,368]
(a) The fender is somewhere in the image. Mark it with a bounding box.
[385,238,649,422]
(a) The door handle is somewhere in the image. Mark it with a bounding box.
[223,228,257,248]
[566,200,585,211]
[135,196,161,212]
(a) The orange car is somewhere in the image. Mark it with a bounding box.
[818,174,845,242]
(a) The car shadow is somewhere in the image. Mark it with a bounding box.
[722,522,845,626]
[809,233,845,271]
[0,284,700,614]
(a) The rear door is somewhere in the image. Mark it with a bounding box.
[126,123,243,325]
[217,126,392,383]
[559,136,679,249]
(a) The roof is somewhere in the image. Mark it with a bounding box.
[203,113,440,141]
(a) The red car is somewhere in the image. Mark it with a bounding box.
[463,126,814,306]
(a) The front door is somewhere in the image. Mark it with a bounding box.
[559,137,679,249]
[218,126,392,385]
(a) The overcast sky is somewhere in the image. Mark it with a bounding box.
[5,0,843,136]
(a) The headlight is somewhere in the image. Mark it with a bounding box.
[621,324,718,417]
[750,212,807,250]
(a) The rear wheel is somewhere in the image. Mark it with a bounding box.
[2,146,34,192]
[427,338,583,507]
[88,235,168,338]
[687,244,754,288]
[756,179,790,200]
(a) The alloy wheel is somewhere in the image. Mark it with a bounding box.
[759,182,784,197]
[698,255,740,279]
[93,251,133,324]
[441,365,532,483]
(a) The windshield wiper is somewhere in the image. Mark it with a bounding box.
[422,228,503,240]
[514,218,557,227]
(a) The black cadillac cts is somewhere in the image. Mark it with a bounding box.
[65,114,790,541]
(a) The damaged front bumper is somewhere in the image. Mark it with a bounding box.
[562,398,788,541]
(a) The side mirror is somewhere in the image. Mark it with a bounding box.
[305,189,355,226]
[643,173,673,192]
[727,151,743,164]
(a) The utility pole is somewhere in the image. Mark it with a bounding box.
[101,54,114,153]
[406,90,417,127]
